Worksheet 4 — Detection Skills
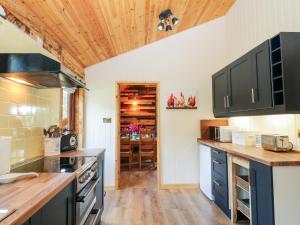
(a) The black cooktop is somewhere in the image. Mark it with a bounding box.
[11,156,94,173]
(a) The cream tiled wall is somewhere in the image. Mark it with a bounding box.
[0,78,60,163]
[230,115,300,150]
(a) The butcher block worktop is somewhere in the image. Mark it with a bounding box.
[198,139,300,166]
[0,173,75,225]
[0,148,104,225]
[60,148,105,157]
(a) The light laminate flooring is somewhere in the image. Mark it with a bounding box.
[102,170,241,225]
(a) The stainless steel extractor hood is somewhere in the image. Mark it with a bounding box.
[0,53,88,89]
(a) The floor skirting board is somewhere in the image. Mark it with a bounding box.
[160,183,200,189]
[104,186,115,191]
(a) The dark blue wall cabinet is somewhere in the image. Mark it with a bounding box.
[211,148,231,218]
[213,32,300,117]
[250,161,274,225]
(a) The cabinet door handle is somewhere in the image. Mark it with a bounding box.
[213,180,221,187]
[226,95,230,108]
[213,160,221,165]
[212,150,220,154]
[224,96,227,108]
[251,88,255,103]
[249,169,256,187]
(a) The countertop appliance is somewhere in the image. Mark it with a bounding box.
[11,156,100,225]
[209,126,234,142]
[262,135,293,152]
[232,131,257,146]
[61,132,78,152]
[0,53,88,90]
[199,144,214,200]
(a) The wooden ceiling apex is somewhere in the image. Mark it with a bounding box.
[1,0,235,69]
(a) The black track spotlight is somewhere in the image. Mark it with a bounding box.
[166,25,172,32]
[172,17,180,26]
[157,22,164,31]
[157,9,179,32]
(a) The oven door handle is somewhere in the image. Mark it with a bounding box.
[76,177,100,203]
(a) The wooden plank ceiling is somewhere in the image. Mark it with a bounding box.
[1,0,235,72]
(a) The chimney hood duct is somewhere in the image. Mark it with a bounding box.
[0,53,88,90]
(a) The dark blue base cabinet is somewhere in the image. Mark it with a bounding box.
[23,181,75,225]
[250,161,274,225]
[211,148,231,218]
[95,152,105,222]
[24,152,105,225]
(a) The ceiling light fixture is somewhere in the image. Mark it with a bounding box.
[157,9,180,32]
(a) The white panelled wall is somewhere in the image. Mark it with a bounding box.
[85,18,226,187]
[85,0,300,187]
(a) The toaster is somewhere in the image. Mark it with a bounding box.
[261,135,293,152]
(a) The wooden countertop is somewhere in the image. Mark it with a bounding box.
[59,148,105,157]
[0,173,75,225]
[198,139,300,166]
[0,148,105,225]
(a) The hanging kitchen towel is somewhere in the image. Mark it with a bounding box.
[0,136,12,175]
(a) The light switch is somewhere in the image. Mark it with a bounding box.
[103,117,112,123]
[298,129,300,138]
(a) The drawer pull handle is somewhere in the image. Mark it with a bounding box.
[213,160,221,165]
[226,95,230,108]
[251,88,256,104]
[213,180,221,187]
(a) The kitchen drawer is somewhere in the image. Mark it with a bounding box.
[211,148,227,161]
[212,176,230,217]
[212,176,227,199]
[212,157,227,179]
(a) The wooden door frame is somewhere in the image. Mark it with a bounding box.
[115,81,161,190]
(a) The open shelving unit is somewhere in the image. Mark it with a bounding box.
[231,156,251,224]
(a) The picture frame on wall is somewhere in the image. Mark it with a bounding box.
[166,90,197,109]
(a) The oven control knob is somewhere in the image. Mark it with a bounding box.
[79,177,85,183]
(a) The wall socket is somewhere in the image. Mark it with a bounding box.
[103,117,112,123]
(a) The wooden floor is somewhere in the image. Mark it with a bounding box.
[102,170,240,225]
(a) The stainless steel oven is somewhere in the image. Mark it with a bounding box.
[74,157,101,225]
[76,177,101,225]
